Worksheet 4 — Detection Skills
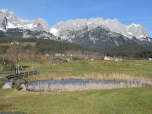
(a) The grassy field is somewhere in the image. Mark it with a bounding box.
[0,60,152,113]
[1,60,152,80]
[37,60,152,81]
[39,60,152,72]
[0,81,152,114]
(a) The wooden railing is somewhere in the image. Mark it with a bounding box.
[4,70,39,84]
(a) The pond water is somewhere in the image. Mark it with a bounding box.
[25,79,140,86]
[24,79,152,92]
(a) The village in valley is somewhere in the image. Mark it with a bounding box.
[46,52,123,65]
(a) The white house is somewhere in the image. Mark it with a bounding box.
[55,53,61,56]
[46,53,50,56]
[67,53,73,56]
[104,56,112,60]
[11,42,19,44]
[147,58,152,60]
[104,56,122,61]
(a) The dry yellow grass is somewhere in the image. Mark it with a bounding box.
[21,72,152,84]
[84,73,150,81]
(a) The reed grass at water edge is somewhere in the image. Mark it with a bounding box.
[26,73,152,92]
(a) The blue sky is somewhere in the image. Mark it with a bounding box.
[0,0,152,37]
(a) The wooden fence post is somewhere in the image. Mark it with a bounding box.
[3,70,40,87]
[11,79,13,88]
[24,72,25,78]
[23,72,25,78]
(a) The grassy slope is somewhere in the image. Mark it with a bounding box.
[39,60,152,74]
[1,60,152,79]
[18,60,151,83]
[0,81,152,114]
[0,60,152,113]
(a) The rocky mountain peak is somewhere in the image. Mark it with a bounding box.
[0,9,50,33]
[32,18,50,32]
[50,17,150,40]
[0,9,9,14]
[0,9,57,40]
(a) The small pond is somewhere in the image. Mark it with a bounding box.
[24,79,152,92]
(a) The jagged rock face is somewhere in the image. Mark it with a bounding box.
[32,18,50,32]
[0,28,57,40]
[71,26,130,50]
[50,17,150,41]
[22,30,57,40]
[71,26,152,50]
[0,11,7,31]
[0,9,50,33]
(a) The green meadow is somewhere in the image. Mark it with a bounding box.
[0,60,152,114]
[39,60,152,72]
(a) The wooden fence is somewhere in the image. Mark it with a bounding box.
[4,70,39,84]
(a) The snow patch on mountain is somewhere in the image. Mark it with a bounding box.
[50,28,60,36]
[7,22,16,28]
[0,28,4,31]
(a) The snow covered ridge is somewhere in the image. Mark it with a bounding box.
[50,17,150,40]
[0,9,50,33]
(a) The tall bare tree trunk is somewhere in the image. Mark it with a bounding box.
[16,61,17,73]
[18,62,19,73]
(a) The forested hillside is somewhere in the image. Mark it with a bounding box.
[0,37,98,54]
[102,43,152,58]
[1,37,152,59]
[102,43,152,53]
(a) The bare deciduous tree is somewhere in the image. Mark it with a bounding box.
[36,54,46,67]
[29,46,37,69]
[5,44,21,71]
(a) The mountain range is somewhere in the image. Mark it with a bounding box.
[0,9,152,51]
[50,18,152,50]
[50,17,150,40]
[0,9,57,40]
